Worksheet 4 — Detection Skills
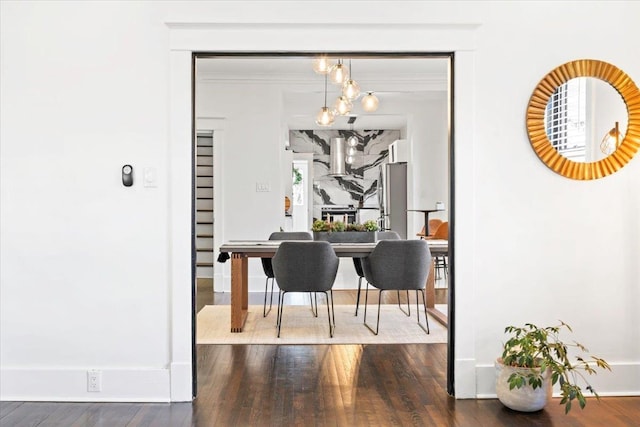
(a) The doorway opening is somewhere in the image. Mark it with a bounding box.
[192,52,456,398]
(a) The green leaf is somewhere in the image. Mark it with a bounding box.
[578,394,586,409]
[565,400,572,414]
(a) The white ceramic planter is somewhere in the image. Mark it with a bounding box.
[495,359,552,412]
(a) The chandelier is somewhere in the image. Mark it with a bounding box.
[313,56,380,124]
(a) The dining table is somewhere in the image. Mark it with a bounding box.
[219,239,448,332]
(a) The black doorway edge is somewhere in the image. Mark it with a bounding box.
[189,51,456,399]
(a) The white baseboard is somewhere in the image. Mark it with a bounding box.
[455,358,477,398]
[170,362,193,402]
[0,367,171,402]
[475,361,640,398]
[213,271,226,292]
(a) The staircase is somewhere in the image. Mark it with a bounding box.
[196,133,214,280]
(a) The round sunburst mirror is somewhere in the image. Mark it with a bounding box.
[526,59,640,180]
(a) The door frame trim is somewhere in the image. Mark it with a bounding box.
[167,21,479,401]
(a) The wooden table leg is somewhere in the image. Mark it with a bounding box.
[426,258,435,309]
[426,257,448,327]
[230,253,249,332]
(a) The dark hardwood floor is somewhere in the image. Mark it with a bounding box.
[2,284,638,426]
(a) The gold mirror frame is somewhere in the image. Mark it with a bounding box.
[526,59,640,180]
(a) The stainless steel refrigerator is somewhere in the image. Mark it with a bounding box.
[378,162,407,239]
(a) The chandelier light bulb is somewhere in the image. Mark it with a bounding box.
[347,135,358,147]
[345,155,355,165]
[312,56,333,75]
[361,92,379,112]
[347,146,357,156]
[334,96,352,116]
[316,106,335,127]
[330,61,349,85]
[342,79,361,100]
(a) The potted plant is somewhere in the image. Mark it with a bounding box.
[312,219,330,232]
[362,219,379,232]
[346,223,365,232]
[496,321,611,413]
[312,219,379,243]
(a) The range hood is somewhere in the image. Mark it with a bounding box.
[328,137,346,176]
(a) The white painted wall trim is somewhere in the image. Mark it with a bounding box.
[0,368,170,402]
[168,20,479,401]
[167,22,480,53]
[169,50,194,402]
[451,50,478,399]
[170,362,192,402]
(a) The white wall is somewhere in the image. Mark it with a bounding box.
[1,1,175,401]
[589,79,628,162]
[1,1,639,402]
[406,93,449,233]
[466,2,640,396]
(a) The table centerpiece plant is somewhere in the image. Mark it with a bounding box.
[312,219,379,242]
[496,321,611,414]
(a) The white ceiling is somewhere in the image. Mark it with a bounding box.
[196,55,449,130]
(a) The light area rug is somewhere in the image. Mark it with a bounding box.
[197,304,447,345]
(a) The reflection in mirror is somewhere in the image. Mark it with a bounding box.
[545,77,627,163]
[526,59,640,180]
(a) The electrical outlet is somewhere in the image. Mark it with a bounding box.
[87,370,102,392]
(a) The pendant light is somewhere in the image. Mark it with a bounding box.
[342,60,360,100]
[345,143,357,165]
[600,121,622,155]
[316,74,335,127]
[347,120,359,148]
[361,91,379,112]
[330,59,348,85]
[334,95,352,116]
[347,135,358,147]
[312,56,333,75]
[346,122,358,164]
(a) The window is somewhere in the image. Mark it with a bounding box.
[545,78,586,160]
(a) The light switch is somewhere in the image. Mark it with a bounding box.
[143,167,157,187]
[256,182,271,192]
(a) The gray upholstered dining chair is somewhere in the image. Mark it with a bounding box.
[261,231,312,317]
[361,239,431,335]
[353,231,401,316]
[272,241,339,338]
